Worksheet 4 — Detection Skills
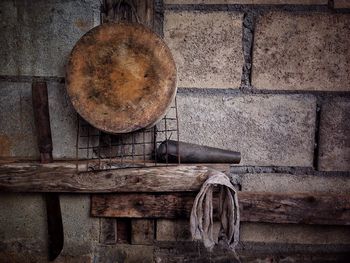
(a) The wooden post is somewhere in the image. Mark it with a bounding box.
[91,192,350,226]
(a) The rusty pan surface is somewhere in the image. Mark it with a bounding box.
[66,22,177,134]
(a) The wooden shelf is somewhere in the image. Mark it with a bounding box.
[0,161,216,193]
[91,192,350,226]
[1,160,349,226]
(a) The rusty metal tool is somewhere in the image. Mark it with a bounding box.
[156,140,241,164]
[32,81,64,261]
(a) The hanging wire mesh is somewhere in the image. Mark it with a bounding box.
[73,0,180,173]
[75,98,180,173]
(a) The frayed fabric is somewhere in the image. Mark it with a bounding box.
[190,169,240,258]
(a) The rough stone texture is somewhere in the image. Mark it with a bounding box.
[164,11,243,88]
[49,82,78,159]
[0,0,100,77]
[0,243,93,263]
[0,193,46,242]
[56,255,93,263]
[238,173,350,194]
[59,195,99,257]
[0,82,39,158]
[99,218,117,245]
[0,81,78,159]
[334,0,350,8]
[156,219,191,241]
[0,194,98,262]
[156,219,350,244]
[131,219,155,245]
[165,0,327,4]
[177,93,316,167]
[318,97,350,172]
[94,244,154,263]
[155,243,239,263]
[241,223,350,244]
[252,12,350,91]
[156,219,220,243]
[155,242,350,263]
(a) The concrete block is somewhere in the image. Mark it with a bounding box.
[164,11,243,88]
[0,193,46,242]
[155,243,350,263]
[0,0,100,77]
[0,238,48,263]
[154,243,238,263]
[241,223,350,244]
[0,81,78,159]
[131,219,155,245]
[0,242,92,263]
[252,12,350,91]
[59,195,99,256]
[49,82,78,159]
[177,93,316,167]
[238,173,350,194]
[156,219,222,243]
[164,0,327,4]
[99,218,117,244]
[0,194,98,261]
[0,82,39,157]
[334,0,350,8]
[156,219,191,241]
[94,244,154,263]
[55,255,93,263]
[156,219,350,245]
[318,97,350,171]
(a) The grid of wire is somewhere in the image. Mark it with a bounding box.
[75,98,180,173]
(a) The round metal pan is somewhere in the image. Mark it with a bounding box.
[66,22,177,134]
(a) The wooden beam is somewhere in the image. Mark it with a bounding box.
[91,192,350,226]
[0,163,212,193]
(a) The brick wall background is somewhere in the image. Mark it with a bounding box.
[0,0,349,262]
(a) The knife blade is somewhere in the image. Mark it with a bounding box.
[32,80,64,261]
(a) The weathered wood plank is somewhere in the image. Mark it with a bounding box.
[131,219,155,245]
[91,192,350,226]
[92,193,195,218]
[0,163,211,193]
[99,218,117,245]
[116,218,132,244]
[0,159,230,172]
[241,192,350,225]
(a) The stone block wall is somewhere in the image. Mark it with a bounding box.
[0,0,349,262]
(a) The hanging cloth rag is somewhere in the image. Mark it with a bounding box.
[190,169,240,256]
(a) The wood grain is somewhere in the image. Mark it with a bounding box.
[0,163,211,193]
[100,218,117,245]
[116,218,132,244]
[131,219,155,245]
[66,22,177,134]
[91,192,350,226]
